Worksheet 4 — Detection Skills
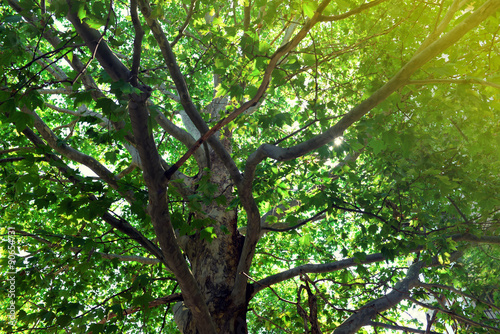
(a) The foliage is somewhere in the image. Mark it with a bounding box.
[1,0,500,333]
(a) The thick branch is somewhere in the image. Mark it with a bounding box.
[23,108,134,202]
[127,89,217,334]
[130,0,144,85]
[451,233,500,245]
[333,261,425,334]
[137,0,240,183]
[66,0,131,82]
[244,0,500,178]
[20,127,166,265]
[231,0,334,307]
[250,252,390,298]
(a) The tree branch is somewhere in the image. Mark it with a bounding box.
[0,157,25,163]
[130,0,144,86]
[409,78,500,89]
[414,0,463,54]
[127,85,217,333]
[250,230,490,301]
[7,0,110,100]
[17,230,161,265]
[23,107,135,203]
[250,252,390,298]
[261,210,327,232]
[333,261,426,334]
[66,0,131,82]
[416,282,500,313]
[97,293,182,325]
[407,296,500,332]
[451,233,500,245]
[319,0,388,22]
[170,0,197,47]
[20,127,167,266]
[244,0,500,184]
[231,0,334,308]
[137,0,240,183]
[155,113,208,168]
[163,0,333,181]
[367,321,442,334]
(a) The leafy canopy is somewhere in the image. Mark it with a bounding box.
[1,0,500,333]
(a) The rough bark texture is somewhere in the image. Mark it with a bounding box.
[172,91,249,333]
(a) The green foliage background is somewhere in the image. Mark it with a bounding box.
[1,0,500,332]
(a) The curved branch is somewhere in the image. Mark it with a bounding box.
[66,0,131,82]
[244,0,500,181]
[20,127,167,265]
[408,296,500,333]
[250,252,390,298]
[137,0,240,183]
[333,261,425,334]
[231,0,335,307]
[24,107,135,202]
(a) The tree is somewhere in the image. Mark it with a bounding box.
[1,0,500,332]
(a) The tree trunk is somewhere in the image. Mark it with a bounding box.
[173,104,247,333]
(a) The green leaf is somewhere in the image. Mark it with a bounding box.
[8,111,33,132]
[302,1,315,17]
[353,251,367,263]
[200,226,217,242]
[3,15,23,23]
[55,314,72,327]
